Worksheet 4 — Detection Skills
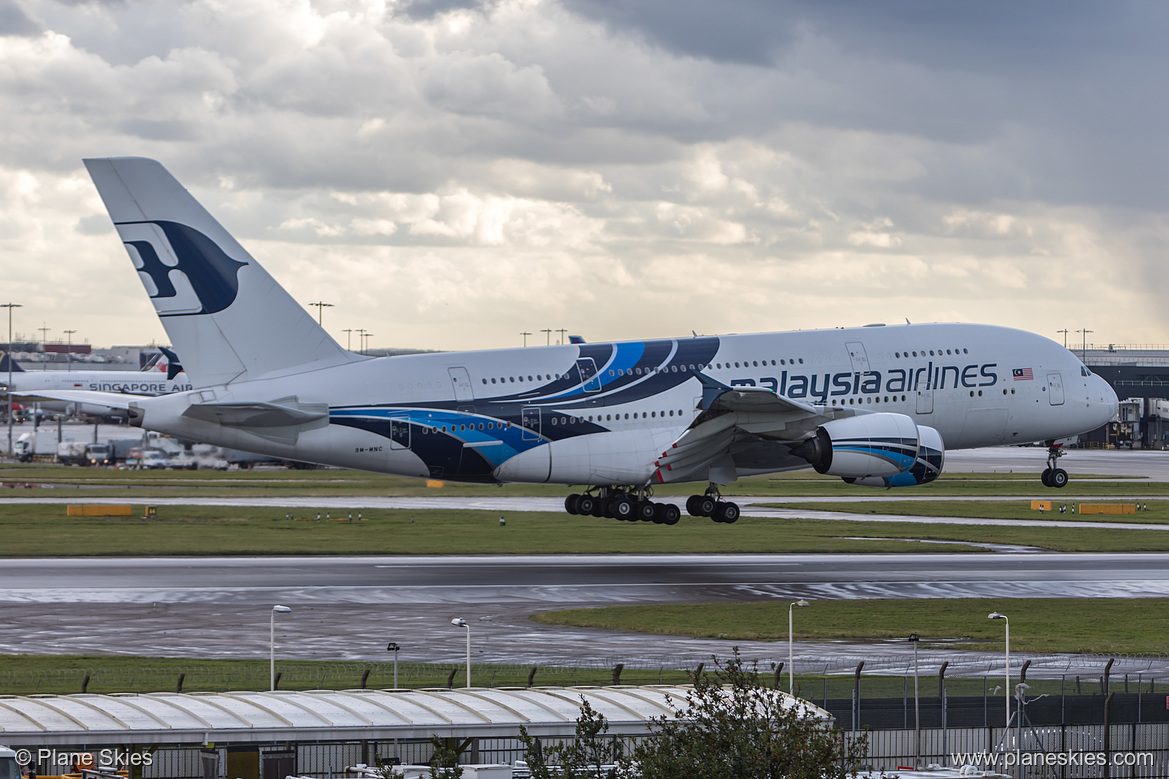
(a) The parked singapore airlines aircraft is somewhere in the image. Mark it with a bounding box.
[25,157,1119,524]
[1,348,192,417]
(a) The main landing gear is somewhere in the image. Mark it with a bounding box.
[564,485,740,525]
[685,486,740,524]
[1040,441,1069,488]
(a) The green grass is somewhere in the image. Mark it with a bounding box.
[531,597,1169,655]
[1,462,1164,500]
[7,503,1169,555]
[762,499,1169,524]
[0,654,694,696]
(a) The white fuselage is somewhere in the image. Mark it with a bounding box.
[127,322,1117,487]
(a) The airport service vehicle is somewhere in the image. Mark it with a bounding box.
[140,450,170,469]
[27,157,1119,524]
[14,430,63,462]
[0,746,17,779]
[85,442,113,467]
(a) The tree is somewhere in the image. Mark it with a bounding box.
[628,650,868,779]
[519,698,623,778]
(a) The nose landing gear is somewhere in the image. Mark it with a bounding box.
[1041,442,1068,488]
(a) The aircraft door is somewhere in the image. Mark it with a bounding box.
[389,418,410,450]
[576,358,602,392]
[521,406,542,440]
[1047,372,1065,406]
[845,342,870,374]
[448,367,474,402]
[916,383,934,414]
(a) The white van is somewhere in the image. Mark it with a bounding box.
[0,745,20,779]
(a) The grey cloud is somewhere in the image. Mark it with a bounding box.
[0,0,42,36]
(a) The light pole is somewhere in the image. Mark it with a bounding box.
[343,329,354,351]
[63,329,76,367]
[387,641,400,688]
[541,328,552,346]
[361,332,373,354]
[270,605,291,691]
[788,599,809,693]
[909,632,920,767]
[451,617,470,687]
[2,303,22,458]
[308,301,333,326]
[521,331,531,347]
[989,612,1009,729]
[1056,329,1069,349]
[1077,329,1093,361]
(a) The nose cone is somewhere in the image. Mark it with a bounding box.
[1092,374,1119,427]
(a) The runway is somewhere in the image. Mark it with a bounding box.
[2,553,1168,678]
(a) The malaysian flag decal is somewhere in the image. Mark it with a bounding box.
[1013,367,1034,381]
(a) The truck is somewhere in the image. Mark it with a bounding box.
[0,745,18,779]
[57,440,90,466]
[14,430,62,462]
[85,442,114,467]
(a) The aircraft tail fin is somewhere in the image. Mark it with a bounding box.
[0,350,25,374]
[83,157,363,387]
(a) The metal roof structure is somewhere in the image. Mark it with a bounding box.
[0,686,826,747]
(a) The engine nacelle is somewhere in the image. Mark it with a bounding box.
[793,413,943,485]
[847,424,945,487]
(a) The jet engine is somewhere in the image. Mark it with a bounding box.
[793,413,944,486]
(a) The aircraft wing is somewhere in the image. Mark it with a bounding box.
[652,376,848,484]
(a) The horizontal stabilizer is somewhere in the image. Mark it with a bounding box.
[182,398,328,428]
[0,350,25,374]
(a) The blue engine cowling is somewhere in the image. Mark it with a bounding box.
[794,413,944,486]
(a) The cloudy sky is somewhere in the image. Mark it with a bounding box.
[2,0,1167,353]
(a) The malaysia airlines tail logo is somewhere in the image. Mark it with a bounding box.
[117,220,247,317]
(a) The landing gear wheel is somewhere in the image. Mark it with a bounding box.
[713,502,741,524]
[565,494,582,514]
[610,495,634,520]
[636,500,657,521]
[656,503,681,525]
[697,496,717,517]
[1050,468,1068,488]
[1042,441,1070,488]
[1041,469,1053,488]
[686,495,702,516]
[576,495,596,515]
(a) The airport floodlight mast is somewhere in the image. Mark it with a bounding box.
[788,599,809,693]
[451,617,470,687]
[308,301,333,326]
[361,332,374,354]
[541,328,552,346]
[355,329,367,355]
[386,642,401,688]
[1077,329,1093,361]
[63,329,76,366]
[270,605,292,691]
[909,632,920,768]
[521,331,532,347]
[556,328,567,345]
[2,302,21,458]
[1057,329,1069,349]
[988,612,1009,729]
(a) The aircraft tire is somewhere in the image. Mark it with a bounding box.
[714,502,741,524]
[577,495,596,515]
[1040,468,1053,488]
[565,494,582,515]
[697,496,717,517]
[610,496,634,520]
[658,503,681,525]
[686,495,702,515]
[636,500,657,521]
[1051,468,1069,488]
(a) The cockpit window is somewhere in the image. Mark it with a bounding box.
[1081,366,1092,377]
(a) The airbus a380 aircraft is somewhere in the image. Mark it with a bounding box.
[29,157,1118,524]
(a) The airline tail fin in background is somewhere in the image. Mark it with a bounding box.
[0,350,25,374]
[83,157,364,388]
